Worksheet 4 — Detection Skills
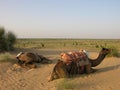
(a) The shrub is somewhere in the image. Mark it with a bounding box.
[56,79,75,90]
[0,27,5,37]
[108,46,120,57]
[41,43,44,47]
[95,45,99,48]
[0,27,16,52]
[5,31,16,50]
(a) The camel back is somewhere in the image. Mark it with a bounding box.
[60,51,88,65]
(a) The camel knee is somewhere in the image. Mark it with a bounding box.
[48,72,59,82]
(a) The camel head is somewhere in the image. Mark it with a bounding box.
[16,52,52,64]
[100,48,111,55]
[16,52,24,59]
[16,52,25,64]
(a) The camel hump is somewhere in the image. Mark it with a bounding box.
[60,51,88,64]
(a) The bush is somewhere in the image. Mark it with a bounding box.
[108,46,120,57]
[5,31,16,50]
[56,79,75,90]
[0,27,5,37]
[0,52,12,62]
[0,27,16,52]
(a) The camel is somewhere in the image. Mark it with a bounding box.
[48,60,69,81]
[16,52,52,68]
[48,48,111,81]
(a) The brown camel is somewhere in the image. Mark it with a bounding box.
[49,48,111,81]
[48,60,69,81]
[16,52,52,68]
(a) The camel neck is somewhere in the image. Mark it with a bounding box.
[89,53,106,67]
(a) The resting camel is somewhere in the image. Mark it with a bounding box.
[16,52,52,68]
[48,48,111,81]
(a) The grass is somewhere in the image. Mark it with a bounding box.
[55,79,75,90]
[15,39,120,57]
[0,52,12,62]
[15,39,120,51]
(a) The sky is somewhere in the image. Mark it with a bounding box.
[0,0,120,39]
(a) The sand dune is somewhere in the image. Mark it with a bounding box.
[0,49,120,90]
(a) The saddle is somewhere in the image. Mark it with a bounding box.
[60,51,88,66]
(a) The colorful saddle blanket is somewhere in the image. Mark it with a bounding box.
[60,51,89,66]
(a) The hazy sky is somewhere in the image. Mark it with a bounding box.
[0,0,120,39]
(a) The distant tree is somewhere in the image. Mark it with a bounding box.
[0,27,6,51]
[0,27,17,52]
[0,27,5,37]
[5,31,16,50]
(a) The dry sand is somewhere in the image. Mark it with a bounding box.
[0,49,120,90]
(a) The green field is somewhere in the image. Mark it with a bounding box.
[15,39,120,51]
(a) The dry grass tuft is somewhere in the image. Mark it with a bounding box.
[0,52,12,62]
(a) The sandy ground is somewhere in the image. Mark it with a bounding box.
[0,48,120,90]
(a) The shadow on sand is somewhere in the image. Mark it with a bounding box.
[94,64,120,74]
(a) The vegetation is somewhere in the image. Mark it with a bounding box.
[0,27,16,52]
[108,46,120,57]
[14,38,120,57]
[0,52,12,62]
[15,38,119,49]
[55,79,75,90]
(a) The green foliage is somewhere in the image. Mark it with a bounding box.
[6,31,16,44]
[108,46,120,57]
[40,43,44,47]
[0,28,6,51]
[95,45,99,48]
[0,27,16,52]
[15,39,120,52]
[5,31,16,50]
[0,27,5,37]
[0,52,12,62]
[56,79,75,90]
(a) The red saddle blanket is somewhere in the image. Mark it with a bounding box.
[60,51,88,65]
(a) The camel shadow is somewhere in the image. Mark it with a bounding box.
[69,64,120,80]
[93,64,120,74]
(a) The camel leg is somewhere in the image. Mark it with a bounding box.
[48,70,59,82]
[21,61,32,68]
[56,67,69,78]
[85,64,93,74]
[48,65,69,82]
[26,63,37,69]
[68,62,78,76]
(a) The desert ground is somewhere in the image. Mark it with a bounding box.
[0,48,120,90]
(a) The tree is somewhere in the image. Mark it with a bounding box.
[0,27,16,52]
[0,27,6,51]
[5,31,16,50]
